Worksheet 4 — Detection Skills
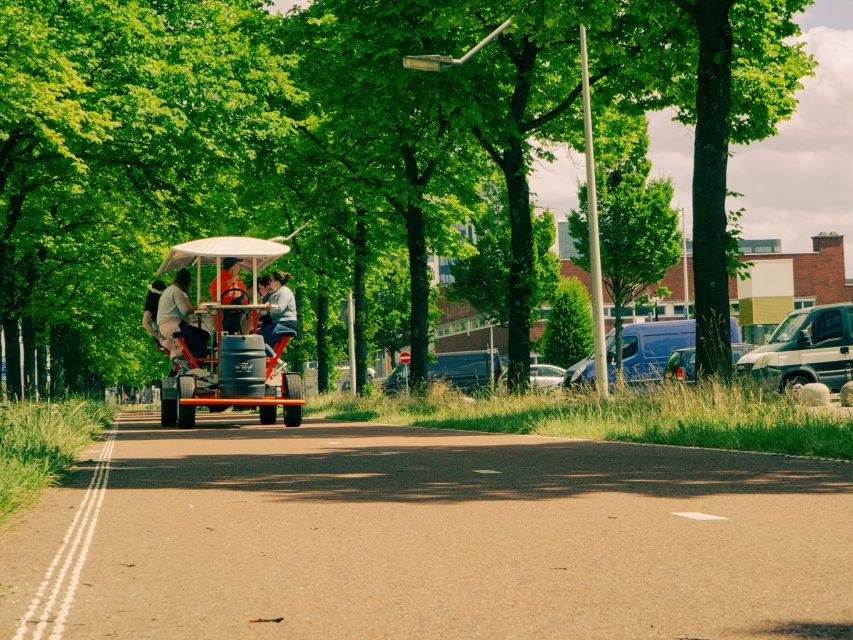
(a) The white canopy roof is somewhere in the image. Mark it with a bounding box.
[156,236,291,275]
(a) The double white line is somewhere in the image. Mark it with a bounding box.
[13,422,118,640]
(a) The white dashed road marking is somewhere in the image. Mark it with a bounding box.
[670,512,728,521]
[472,470,502,474]
[14,423,118,640]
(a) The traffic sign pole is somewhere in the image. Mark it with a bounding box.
[399,351,411,395]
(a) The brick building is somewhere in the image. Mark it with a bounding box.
[433,232,853,354]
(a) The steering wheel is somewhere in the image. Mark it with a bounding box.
[220,287,249,307]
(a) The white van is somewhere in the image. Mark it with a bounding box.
[736,303,853,392]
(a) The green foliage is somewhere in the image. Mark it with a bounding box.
[569,129,681,309]
[306,380,853,461]
[0,0,302,390]
[724,198,755,281]
[569,127,682,309]
[449,182,560,327]
[569,124,680,378]
[0,400,112,526]
[542,277,594,369]
[0,0,819,393]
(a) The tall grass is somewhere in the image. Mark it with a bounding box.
[307,381,853,460]
[0,400,113,528]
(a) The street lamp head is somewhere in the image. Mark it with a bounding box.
[402,54,453,72]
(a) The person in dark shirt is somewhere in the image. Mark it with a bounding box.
[142,280,167,349]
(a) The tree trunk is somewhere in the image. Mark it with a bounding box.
[692,1,734,379]
[613,298,625,388]
[503,138,534,392]
[21,315,36,400]
[51,323,85,396]
[294,286,305,374]
[3,317,21,401]
[490,37,539,393]
[354,209,369,394]
[36,329,48,400]
[49,326,65,397]
[315,288,330,394]
[405,203,430,388]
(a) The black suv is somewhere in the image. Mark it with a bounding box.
[383,350,502,395]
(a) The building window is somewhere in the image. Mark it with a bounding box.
[558,221,581,260]
[794,299,816,310]
[470,316,489,330]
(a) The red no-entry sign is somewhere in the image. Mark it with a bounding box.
[399,351,411,365]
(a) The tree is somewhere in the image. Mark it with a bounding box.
[284,0,483,390]
[645,0,815,376]
[1,0,302,396]
[449,181,560,328]
[364,258,413,368]
[440,1,652,391]
[569,128,681,381]
[364,255,442,368]
[541,277,594,369]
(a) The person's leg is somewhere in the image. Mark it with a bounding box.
[271,320,298,342]
[260,323,277,358]
[179,321,210,359]
[191,325,210,358]
[158,318,182,358]
[260,322,276,345]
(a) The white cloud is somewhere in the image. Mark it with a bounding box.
[530,26,853,275]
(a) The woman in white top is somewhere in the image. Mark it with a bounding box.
[156,268,210,360]
[260,271,297,355]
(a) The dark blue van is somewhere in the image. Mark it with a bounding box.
[565,318,742,386]
[383,350,502,395]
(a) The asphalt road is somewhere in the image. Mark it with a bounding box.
[1,411,851,640]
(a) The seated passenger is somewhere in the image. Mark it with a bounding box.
[260,270,297,356]
[157,268,210,361]
[209,257,250,334]
[142,280,167,350]
[257,275,273,329]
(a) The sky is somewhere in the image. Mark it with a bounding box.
[268,0,853,273]
[532,1,853,272]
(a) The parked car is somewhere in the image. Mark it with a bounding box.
[565,318,743,387]
[530,364,567,389]
[337,366,375,392]
[664,344,755,382]
[497,364,566,390]
[736,302,853,392]
[383,350,502,395]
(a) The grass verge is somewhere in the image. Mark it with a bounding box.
[306,381,853,460]
[0,400,114,528]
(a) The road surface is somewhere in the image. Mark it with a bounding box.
[1,411,851,639]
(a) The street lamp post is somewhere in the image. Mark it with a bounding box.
[681,208,690,319]
[402,19,512,71]
[579,24,608,398]
[404,19,608,397]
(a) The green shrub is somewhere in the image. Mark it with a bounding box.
[541,276,594,368]
[0,400,113,527]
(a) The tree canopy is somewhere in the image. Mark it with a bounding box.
[0,0,818,398]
